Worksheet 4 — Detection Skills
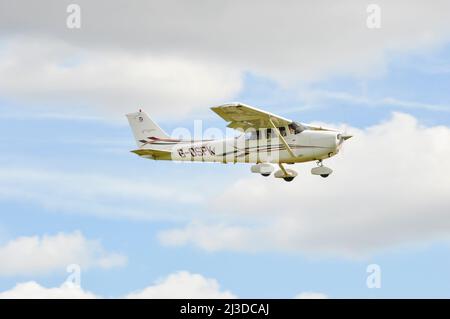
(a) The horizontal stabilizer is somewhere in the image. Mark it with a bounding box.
[131,149,172,160]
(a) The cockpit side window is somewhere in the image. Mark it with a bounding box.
[247,127,289,139]
[278,126,287,137]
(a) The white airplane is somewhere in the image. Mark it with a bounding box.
[126,102,352,182]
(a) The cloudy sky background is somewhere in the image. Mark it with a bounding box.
[0,0,450,298]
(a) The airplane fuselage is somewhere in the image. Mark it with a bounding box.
[139,129,341,164]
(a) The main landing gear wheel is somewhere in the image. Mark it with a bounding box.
[274,164,298,182]
[320,174,330,178]
[251,163,274,177]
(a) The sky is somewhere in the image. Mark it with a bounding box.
[0,0,450,298]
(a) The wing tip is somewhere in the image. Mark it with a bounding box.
[211,101,249,109]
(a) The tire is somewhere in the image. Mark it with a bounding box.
[320,174,329,178]
[283,177,295,182]
[261,173,271,177]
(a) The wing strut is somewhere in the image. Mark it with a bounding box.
[268,117,296,158]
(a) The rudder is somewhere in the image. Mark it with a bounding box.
[126,110,170,148]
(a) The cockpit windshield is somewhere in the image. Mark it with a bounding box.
[288,122,305,134]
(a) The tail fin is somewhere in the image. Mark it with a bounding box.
[126,110,170,148]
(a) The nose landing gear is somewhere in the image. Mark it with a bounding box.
[311,160,333,178]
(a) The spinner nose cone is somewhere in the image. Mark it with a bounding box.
[337,133,353,144]
[336,133,352,150]
[342,134,353,141]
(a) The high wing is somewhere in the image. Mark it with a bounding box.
[210,102,292,130]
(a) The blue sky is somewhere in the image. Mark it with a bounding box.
[1,1,450,298]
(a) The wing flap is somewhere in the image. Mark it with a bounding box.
[211,102,292,130]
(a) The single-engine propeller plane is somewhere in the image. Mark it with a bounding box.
[126,102,352,182]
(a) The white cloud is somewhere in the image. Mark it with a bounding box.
[0,273,326,299]
[125,271,236,299]
[294,292,328,299]
[158,113,450,257]
[1,1,450,118]
[0,231,126,276]
[158,222,261,253]
[0,37,242,120]
[0,282,97,299]
[0,271,235,299]
[301,90,450,112]
[0,167,203,221]
[2,1,450,80]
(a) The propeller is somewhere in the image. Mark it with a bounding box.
[338,127,352,151]
[341,134,353,141]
